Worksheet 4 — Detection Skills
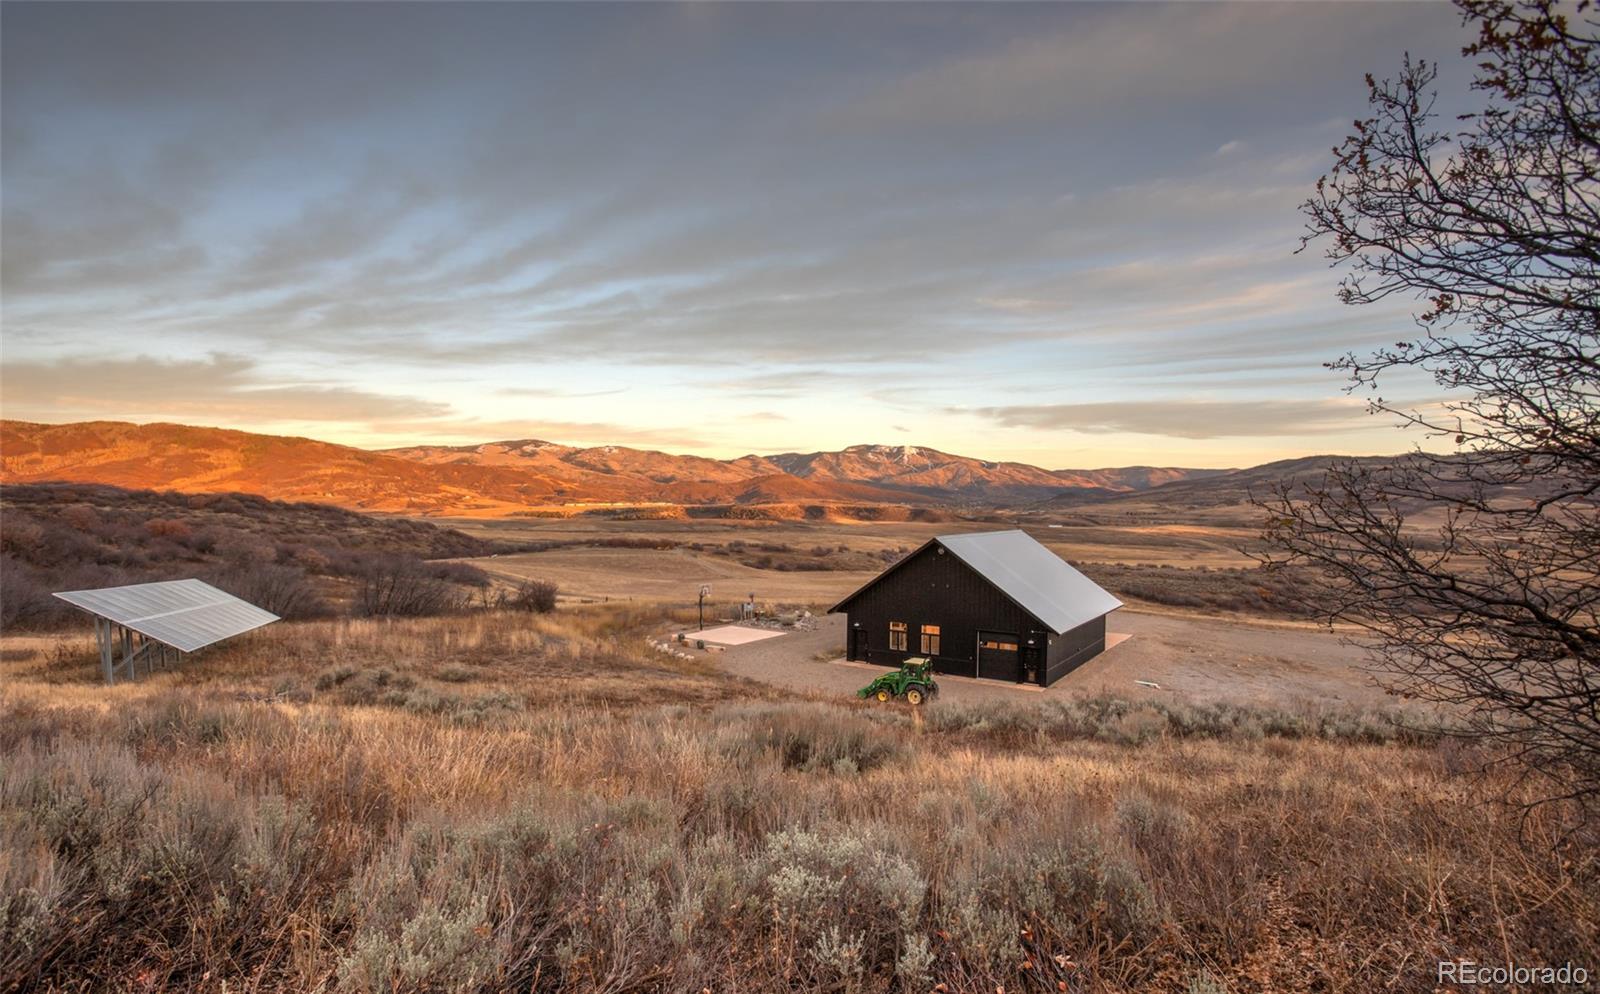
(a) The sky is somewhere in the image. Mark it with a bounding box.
[1,2,1479,469]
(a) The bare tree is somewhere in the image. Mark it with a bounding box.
[353,556,469,618]
[498,579,558,613]
[1259,0,1600,805]
[209,562,329,620]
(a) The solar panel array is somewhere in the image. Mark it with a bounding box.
[53,578,280,652]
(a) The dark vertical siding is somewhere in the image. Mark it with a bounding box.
[841,543,1035,677]
[1042,615,1106,686]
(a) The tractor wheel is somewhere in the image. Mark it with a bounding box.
[875,688,892,703]
[904,686,926,706]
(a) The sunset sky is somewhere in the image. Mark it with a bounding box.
[1,2,1477,468]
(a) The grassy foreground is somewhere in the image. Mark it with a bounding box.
[1,609,1596,993]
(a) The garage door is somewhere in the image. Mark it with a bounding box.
[977,633,1020,681]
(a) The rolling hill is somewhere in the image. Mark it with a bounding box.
[2,420,1234,514]
[764,444,1081,502]
[391,439,1225,505]
[0,421,595,514]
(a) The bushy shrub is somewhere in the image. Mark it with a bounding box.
[208,562,329,620]
[924,695,1444,748]
[337,897,496,994]
[317,666,416,705]
[1099,705,1170,745]
[143,517,192,540]
[0,557,73,629]
[0,741,328,992]
[353,556,470,617]
[944,832,1161,972]
[763,826,927,985]
[1115,788,1194,854]
[499,579,557,613]
[723,705,905,774]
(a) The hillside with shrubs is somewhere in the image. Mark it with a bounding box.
[0,483,556,629]
[1,607,1595,993]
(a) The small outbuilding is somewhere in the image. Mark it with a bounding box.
[829,530,1121,687]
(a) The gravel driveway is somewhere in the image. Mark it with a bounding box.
[698,608,1385,708]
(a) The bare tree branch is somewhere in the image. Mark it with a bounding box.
[1262,0,1600,810]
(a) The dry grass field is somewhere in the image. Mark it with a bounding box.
[439,513,1262,572]
[471,544,882,606]
[3,606,1597,994]
[5,506,1593,993]
[436,515,1281,615]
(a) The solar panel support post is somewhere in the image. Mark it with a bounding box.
[96,618,113,685]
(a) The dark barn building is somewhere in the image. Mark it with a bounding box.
[830,530,1122,687]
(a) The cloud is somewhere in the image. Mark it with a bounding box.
[0,156,208,294]
[835,5,1451,129]
[0,354,718,450]
[965,399,1371,439]
[495,386,627,399]
[0,354,449,424]
[0,4,1478,463]
[366,417,714,449]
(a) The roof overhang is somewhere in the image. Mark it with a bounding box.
[828,530,1122,635]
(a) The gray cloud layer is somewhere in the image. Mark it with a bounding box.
[968,399,1369,439]
[0,354,449,423]
[0,3,1473,456]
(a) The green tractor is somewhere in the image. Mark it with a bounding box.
[857,657,939,705]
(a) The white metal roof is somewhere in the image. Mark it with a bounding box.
[937,530,1122,634]
[53,579,280,652]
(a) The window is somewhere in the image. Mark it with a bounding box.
[981,640,1019,652]
[920,624,941,655]
[889,621,907,651]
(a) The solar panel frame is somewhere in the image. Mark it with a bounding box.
[53,578,280,653]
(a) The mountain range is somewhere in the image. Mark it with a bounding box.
[0,419,1236,514]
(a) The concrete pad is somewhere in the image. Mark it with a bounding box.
[685,624,788,646]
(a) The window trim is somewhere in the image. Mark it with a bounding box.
[888,620,908,652]
[920,624,941,655]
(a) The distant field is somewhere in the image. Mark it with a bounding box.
[438,514,1262,566]
[435,514,1275,619]
[435,515,950,557]
[473,545,880,606]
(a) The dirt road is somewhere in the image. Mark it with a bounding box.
[1068,610,1387,707]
